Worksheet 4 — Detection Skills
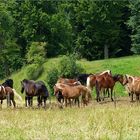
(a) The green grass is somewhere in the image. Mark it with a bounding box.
[1,55,140,140]
[0,102,140,140]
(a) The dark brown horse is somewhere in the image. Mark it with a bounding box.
[21,79,49,108]
[0,86,16,108]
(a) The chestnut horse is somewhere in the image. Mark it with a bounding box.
[0,86,16,108]
[56,77,81,104]
[95,74,124,102]
[54,83,90,107]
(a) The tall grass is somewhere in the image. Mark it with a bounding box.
[0,101,140,140]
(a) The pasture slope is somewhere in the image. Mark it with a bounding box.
[0,55,140,140]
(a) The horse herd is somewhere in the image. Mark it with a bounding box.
[0,70,140,109]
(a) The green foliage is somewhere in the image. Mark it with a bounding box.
[59,55,85,78]
[26,42,46,64]
[127,0,140,54]
[26,64,44,80]
[46,67,59,95]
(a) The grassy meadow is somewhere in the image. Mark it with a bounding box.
[1,55,140,139]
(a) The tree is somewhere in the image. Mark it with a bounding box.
[0,1,22,78]
[127,0,140,54]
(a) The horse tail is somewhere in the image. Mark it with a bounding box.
[87,76,91,90]
[12,89,23,101]
[95,80,100,102]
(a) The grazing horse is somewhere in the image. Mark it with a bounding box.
[122,74,140,101]
[95,74,124,102]
[54,83,90,107]
[0,86,16,108]
[21,79,49,108]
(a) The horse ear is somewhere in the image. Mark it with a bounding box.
[128,76,133,82]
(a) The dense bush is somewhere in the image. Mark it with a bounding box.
[58,55,85,78]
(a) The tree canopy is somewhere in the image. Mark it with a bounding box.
[0,0,138,78]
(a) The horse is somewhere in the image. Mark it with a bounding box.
[76,73,92,85]
[54,83,91,107]
[57,77,77,84]
[0,86,16,108]
[1,79,22,105]
[86,70,112,90]
[2,79,13,88]
[122,74,140,102]
[95,74,124,102]
[21,79,49,108]
[56,78,82,105]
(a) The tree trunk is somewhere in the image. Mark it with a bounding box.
[104,44,109,59]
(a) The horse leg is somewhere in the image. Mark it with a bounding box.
[30,97,33,106]
[65,98,67,107]
[25,96,28,107]
[77,98,80,107]
[131,93,133,102]
[11,97,16,108]
[44,97,47,109]
[0,100,3,109]
[111,88,114,101]
[68,99,71,107]
[37,96,41,108]
[6,93,10,107]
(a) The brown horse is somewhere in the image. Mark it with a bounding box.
[54,83,90,107]
[0,86,16,108]
[95,74,124,102]
[56,77,81,104]
[86,70,112,90]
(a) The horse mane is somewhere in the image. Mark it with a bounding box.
[99,70,111,76]
[2,79,13,88]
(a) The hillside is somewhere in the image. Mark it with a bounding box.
[4,55,140,97]
[1,55,140,140]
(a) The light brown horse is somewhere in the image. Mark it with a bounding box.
[95,74,124,102]
[54,83,90,107]
[0,86,16,108]
[122,74,140,101]
[56,77,81,105]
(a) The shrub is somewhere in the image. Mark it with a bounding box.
[46,67,59,95]
[26,64,44,80]
[58,55,85,78]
